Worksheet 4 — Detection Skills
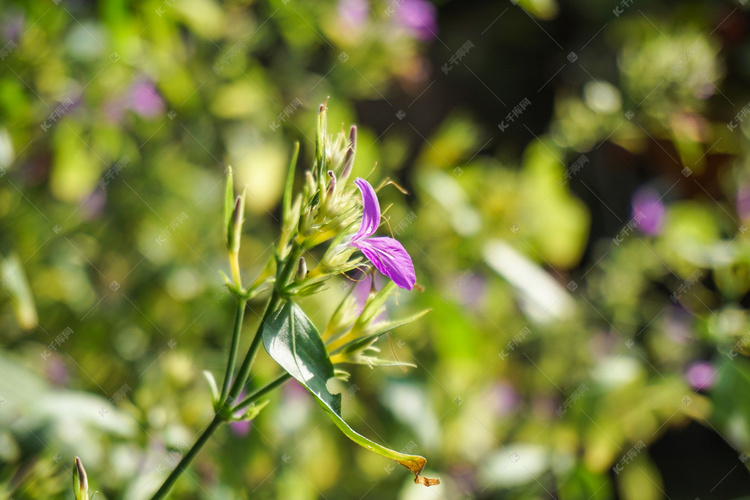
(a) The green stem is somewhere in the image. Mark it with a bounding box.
[226,243,304,405]
[219,298,246,406]
[225,311,267,407]
[150,374,289,500]
[233,373,291,413]
[150,415,223,500]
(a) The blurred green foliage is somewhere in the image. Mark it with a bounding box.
[4,0,750,498]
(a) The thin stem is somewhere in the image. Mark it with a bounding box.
[226,242,304,405]
[150,415,223,500]
[229,250,242,289]
[233,373,291,413]
[226,312,266,406]
[149,373,290,500]
[219,298,246,406]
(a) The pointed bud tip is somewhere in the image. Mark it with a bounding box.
[232,195,244,224]
[228,194,245,252]
[73,457,88,498]
[296,256,308,281]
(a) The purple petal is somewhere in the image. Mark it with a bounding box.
[230,420,251,436]
[396,0,438,40]
[353,236,416,290]
[352,272,373,309]
[632,187,665,236]
[354,178,380,240]
[338,0,369,30]
[129,81,164,118]
[352,272,388,321]
[685,361,716,391]
[737,184,750,220]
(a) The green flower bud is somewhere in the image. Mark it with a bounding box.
[296,256,307,281]
[228,194,245,253]
[73,457,88,500]
[340,125,356,181]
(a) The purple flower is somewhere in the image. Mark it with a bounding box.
[737,184,750,220]
[351,178,416,290]
[230,420,252,436]
[338,0,369,31]
[352,272,388,321]
[129,81,164,118]
[396,0,438,40]
[228,385,252,437]
[489,382,520,417]
[632,187,665,236]
[1,13,24,43]
[686,361,716,391]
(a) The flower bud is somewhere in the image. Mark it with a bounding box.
[73,457,88,500]
[327,170,337,196]
[315,102,328,179]
[303,170,316,201]
[296,256,307,281]
[341,125,357,180]
[228,194,245,253]
[224,166,235,248]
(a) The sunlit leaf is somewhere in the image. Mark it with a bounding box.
[262,300,439,486]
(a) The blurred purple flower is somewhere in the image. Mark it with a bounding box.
[632,187,665,236]
[489,382,520,417]
[230,420,252,436]
[737,184,750,220]
[284,379,311,400]
[1,13,24,42]
[338,0,369,31]
[351,178,416,290]
[685,361,716,391]
[81,189,106,220]
[665,306,692,344]
[452,273,486,310]
[228,385,253,437]
[129,81,164,118]
[45,355,69,386]
[396,0,438,40]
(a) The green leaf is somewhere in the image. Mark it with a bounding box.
[262,301,439,486]
[335,309,432,357]
[232,399,269,422]
[354,281,398,330]
[203,370,220,408]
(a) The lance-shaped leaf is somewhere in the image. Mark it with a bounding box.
[331,309,432,359]
[203,370,220,409]
[262,301,439,486]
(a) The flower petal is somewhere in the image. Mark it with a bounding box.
[353,237,416,290]
[354,178,380,240]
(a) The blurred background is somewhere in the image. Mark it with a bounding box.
[3,0,750,498]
